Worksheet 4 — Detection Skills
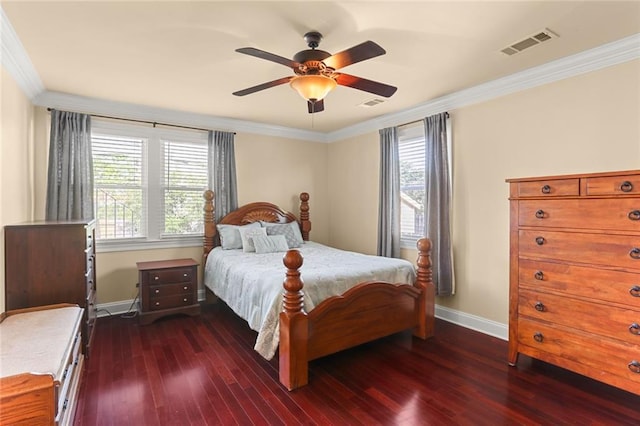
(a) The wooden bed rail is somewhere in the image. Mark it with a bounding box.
[279,238,435,390]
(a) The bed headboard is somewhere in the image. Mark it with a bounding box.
[203,190,311,260]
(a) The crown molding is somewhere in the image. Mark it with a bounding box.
[33,91,328,142]
[0,6,44,98]
[2,1,638,145]
[325,33,640,142]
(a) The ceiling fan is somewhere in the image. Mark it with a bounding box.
[232,31,397,114]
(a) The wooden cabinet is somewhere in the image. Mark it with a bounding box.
[507,170,640,395]
[137,258,200,325]
[4,221,96,356]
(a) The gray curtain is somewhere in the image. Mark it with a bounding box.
[208,130,238,222]
[423,112,454,296]
[46,110,94,221]
[377,126,401,258]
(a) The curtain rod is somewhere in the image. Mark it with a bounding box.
[399,112,450,128]
[46,108,235,134]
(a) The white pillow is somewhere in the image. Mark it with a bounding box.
[217,222,260,250]
[262,222,304,248]
[239,226,267,253]
[252,235,289,254]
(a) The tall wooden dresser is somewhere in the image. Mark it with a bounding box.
[4,221,97,356]
[507,170,640,395]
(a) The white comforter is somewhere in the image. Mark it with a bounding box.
[204,241,416,360]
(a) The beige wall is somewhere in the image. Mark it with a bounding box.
[328,59,640,325]
[0,65,36,313]
[3,58,639,324]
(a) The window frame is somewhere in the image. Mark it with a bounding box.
[92,119,209,253]
[398,118,452,249]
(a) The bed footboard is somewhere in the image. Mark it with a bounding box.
[279,238,434,390]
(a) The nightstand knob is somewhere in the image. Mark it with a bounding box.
[183,286,188,290]
[183,273,188,277]
[154,276,159,280]
[533,332,544,343]
[155,289,160,294]
[155,302,160,306]
[183,298,188,302]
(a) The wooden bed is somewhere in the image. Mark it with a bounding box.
[203,190,435,390]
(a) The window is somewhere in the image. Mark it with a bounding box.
[398,123,426,245]
[398,118,452,247]
[92,120,209,250]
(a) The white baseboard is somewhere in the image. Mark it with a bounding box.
[97,295,508,341]
[96,289,208,318]
[435,305,508,341]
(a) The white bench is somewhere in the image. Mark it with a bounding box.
[0,304,84,425]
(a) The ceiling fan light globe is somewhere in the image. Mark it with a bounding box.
[290,75,337,102]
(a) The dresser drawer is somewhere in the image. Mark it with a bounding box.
[516,179,579,198]
[148,294,195,311]
[519,229,640,270]
[518,199,640,231]
[146,267,194,285]
[519,258,640,308]
[517,317,640,385]
[149,282,194,298]
[519,289,640,345]
[585,174,640,196]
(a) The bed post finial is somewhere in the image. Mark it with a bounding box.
[279,249,309,390]
[299,192,311,241]
[414,238,435,339]
[203,190,216,263]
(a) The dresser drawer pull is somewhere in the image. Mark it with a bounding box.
[535,237,545,246]
[155,302,160,306]
[154,276,159,280]
[627,360,640,373]
[534,271,544,280]
[629,323,640,335]
[535,210,545,219]
[628,210,640,221]
[621,181,634,192]
[183,286,189,290]
[183,273,189,277]
[183,298,188,302]
[534,302,546,312]
[533,332,544,343]
[629,248,640,259]
[155,289,160,294]
[629,286,640,297]
[541,185,551,194]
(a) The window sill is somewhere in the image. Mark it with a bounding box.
[96,235,204,253]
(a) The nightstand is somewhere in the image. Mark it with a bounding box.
[137,258,200,325]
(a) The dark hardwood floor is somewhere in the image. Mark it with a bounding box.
[74,302,640,425]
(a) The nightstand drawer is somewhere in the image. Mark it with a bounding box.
[149,282,194,298]
[149,294,195,311]
[147,267,193,285]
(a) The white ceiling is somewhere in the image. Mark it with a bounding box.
[2,1,640,134]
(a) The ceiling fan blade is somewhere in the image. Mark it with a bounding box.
[307,99,325,114]
[323,41,386,70]
[233,76,293,96]
[236,47,301,69]
[334,73,397,98]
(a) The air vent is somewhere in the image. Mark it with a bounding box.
[359,98,385,107]
[501,28,558,56]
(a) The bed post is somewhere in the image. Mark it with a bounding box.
[414,238,435,339]
[279,250,308,390]
[203,190,216,264]
[299,192,311,241]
